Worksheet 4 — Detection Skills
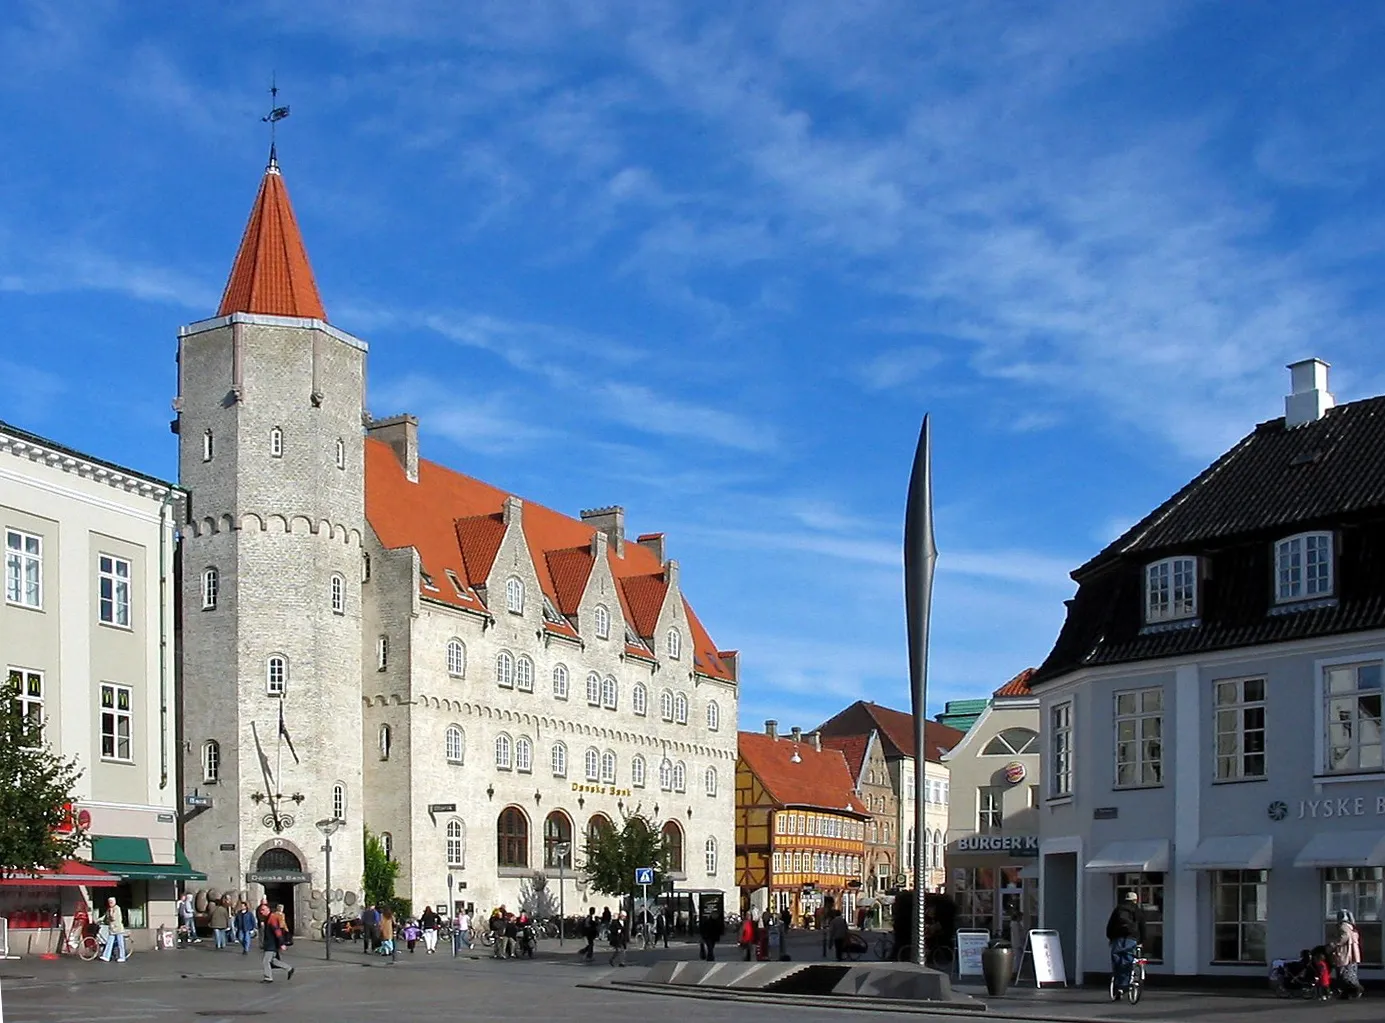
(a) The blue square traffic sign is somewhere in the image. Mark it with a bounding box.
[635,867,655,885]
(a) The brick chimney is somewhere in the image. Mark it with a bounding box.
[1285,358,1334,428]
[502,494,523,526]
[636,533,666,563]
[580,506,625,557]
[366,414,419,482]
[765,720,778,740]
[790,726,802,744]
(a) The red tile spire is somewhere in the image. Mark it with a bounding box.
[216,148,327,321]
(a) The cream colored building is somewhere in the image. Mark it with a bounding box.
[0,419,197,948]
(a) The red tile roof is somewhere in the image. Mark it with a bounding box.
[546,547,595,616]
[993,668,1036,699]
[217,159,327,321]
[739,731,867,814]
[821,733,869,782]
[364,438,733,680]
[818,701,964,763]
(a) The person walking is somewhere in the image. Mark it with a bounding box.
[454,906,472,951]
[655,909,669,949]
[209,897,231,950]
[379,907,396,959]
[260,907,295,983]
[739,914,756,961]
[98,896,128,963]
[581,907,599,962]
[234,901,256,955]
[178,892,200,944]
[420,905,441,954]
[1329,910,1364,999]
[699,908,724,962]
[608,911,629,967]
[828,909,849,961]
[1105,891,1146,994]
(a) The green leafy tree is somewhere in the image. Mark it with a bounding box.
[580,813,671,900]
[0,682,86,876]
[362,827,401,909]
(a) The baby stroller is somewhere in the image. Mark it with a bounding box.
[1269,948,1330,999]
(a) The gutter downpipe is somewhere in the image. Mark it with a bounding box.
[159,488,176,790]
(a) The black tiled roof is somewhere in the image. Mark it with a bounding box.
[1034,396,1385,685]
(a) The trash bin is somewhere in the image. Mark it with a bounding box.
[981,942,1014,997]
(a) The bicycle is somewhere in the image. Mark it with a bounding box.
[62,922,100,961]
[873,933,896,961]
[1109,943,1146,1004]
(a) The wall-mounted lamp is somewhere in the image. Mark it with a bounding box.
[617,799,624,813]
[534,790,542,805]
[486,784,495,800]
[578,795,585,809]
[653,803,660,817]
[686,807,693,819]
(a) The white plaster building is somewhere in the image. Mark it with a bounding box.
[176,151,739,932]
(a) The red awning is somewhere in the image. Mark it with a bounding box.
[0,860,120,887]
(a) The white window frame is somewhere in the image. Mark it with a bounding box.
[982,727,1038,756]
[1114,686,1164,788]
[632,755,646,787]
[632,683,647,716]
[1049,701,1073,798]
[600,750,616,784]
[516,655,534,693]
[667,627,682,660]
[202,739,221,783]
[594,604,610,640]
[659,758,673,791]
[505,576,524,615]
[1145,556,1198,623]
[660,689,674,721]
[376,635,388,671]
[707,700,720,731]
[99,682,133,761]
[705,837,717,875]
[1276,531,1334,603]
[977,786,1002,834]
[98,554,131,628]
[381,831,393,860]
[5,530,43,609]
[516,736,534,774]
[379,723,391,761]
[266,655,287,697]
[495,733,513,770]
[600,675,617,710]
[447,639,466,678]
[705,766,717,797]
[446,725,465,764]
[202,429,213,462]
[585,747,600,782]
[335,438,346,470]
[552,664,569,700]
[551,742,567,778]
[673,761,686,792]
[201,567,218,610]
[270,427,283,458]
[674,692,688,725]
[330,573,345,615]
[1213,677,1266,781]
[586,672,601,706]
[332,783,346,820]
[446,820,464,867]
[1318,655,1385,776]
[496,650,515,689]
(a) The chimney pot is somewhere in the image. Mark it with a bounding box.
[1285,358,1334,428]
[807,730,822,752]
[790,726,803,744]
[765,720,778,740]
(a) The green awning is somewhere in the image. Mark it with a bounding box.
[87,836,207,882]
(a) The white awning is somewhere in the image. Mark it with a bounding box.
[1185,835,1273,871]
[1295,831,1385,869]
[1085,839,1170,873]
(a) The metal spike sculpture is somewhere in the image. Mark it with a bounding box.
[904,414,938,967]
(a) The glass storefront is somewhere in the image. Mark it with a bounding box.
[954,866,1037,939]
[1112,871,1164,962]
[1325,867,1382,966]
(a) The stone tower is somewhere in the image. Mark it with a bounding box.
[175,148,366,932]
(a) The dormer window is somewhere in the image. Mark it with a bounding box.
[1145,556,1197,623]
[1275,531,1333,603]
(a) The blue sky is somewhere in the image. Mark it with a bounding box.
[4,2,1385,730]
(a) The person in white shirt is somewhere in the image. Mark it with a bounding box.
[99,897,128,962]
[454,908,472,951]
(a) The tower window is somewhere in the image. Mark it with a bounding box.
[362,551,372,583]
[632,683,647,716]
[446,725,465,764]
[266,655,287,696]
[202,740,221,783]
[270,427,283,458]
[552,664,569,700]
[203,429,214,462]
[447,639,466,678]
[379,723,392,761]
[201,567,219,610]
[376,636,388,671]
[330,573,345,615]
[335,438,346,470]
[332,782,346,820]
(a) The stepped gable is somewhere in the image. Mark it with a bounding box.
[364,437,733,680]
[821,734,869,779]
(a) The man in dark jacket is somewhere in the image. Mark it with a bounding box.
[260,914,295,983]
[580,908,599,961]
[699,910,725,961]
[1105,891,1146,992]
[608,910,629,967]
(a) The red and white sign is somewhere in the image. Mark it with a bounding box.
[1004,762,1027,784]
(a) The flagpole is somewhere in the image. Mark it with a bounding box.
[275,699,284,822]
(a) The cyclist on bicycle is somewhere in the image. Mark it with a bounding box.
[1105,891,1146,992]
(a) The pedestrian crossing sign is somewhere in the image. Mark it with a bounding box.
[635,867,655,885]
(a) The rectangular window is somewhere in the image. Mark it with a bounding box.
[376,636,388,672]
[100,683,133,761]
[7,667,44,742]
[1212,869,1267,963]
[98,555,131,627]
[1145,556,1197,622]
[954,867,998,933]
[977,787,1003,834]
[1276,532,1333,602]
[1115,687,1164,787]
[1113,872,1165,962]
[5,530,43,608]
[1325,867,1383,965]
[1323,661,1384,774]
[1050,702,1073,797]
[1214,678,1266,781]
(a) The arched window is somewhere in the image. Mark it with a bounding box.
[551,741,568,778]
[673,761,686,792]
[495,733,513,770]
[446,820,464,866]
[378,724,392,761]
[381,831,393,860]
[662,821,684,873]
[706,700,720,731]
[982,727,1039,756]
[600,750,616,784]
[516,655,534,693]
[376,635,388,671]
[335,438,346,470]
[505,576,524,614]
[552,664,569,699]
[704,766,717,797]
[516,735,533,773]
[674,692,688,725]
[586,814,612,850]
[202,429,213,462]
[331,573,345,614]
[705,837,717,875]
[600,675,617,709]
[496,651,515,688]
[332,783,346,820]
[584,747,600,782]
[497,807,529,868]
[632,755,646,788]
[658,758,673,791]
[594,604,611,640]
[544,811,573,868]
[201,568,218,610]
[667,627,682,660]
[266,655,287,696]
[270,426,283,458]
[446,725,465,764]
[202,740,220,783]
[632,683,648,716]
[362,551,371,582]
[659,690,674,721]
[585,672,601,706]
[447,639,466,678]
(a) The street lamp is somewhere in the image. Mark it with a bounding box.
[556,841,571,947]
[316,817,345,961]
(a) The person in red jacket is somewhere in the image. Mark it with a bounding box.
[739,916,756,960]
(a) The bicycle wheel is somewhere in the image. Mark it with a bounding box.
[1126,966,1143,1004]
[79,936,100,961]
[1109,975,1120,1002]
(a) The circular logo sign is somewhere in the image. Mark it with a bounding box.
[1004,762,1027,784]
[1267,800,1288,822]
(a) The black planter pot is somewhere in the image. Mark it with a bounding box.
[981,945,1014,996]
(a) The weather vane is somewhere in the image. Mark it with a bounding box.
[262,75,290,160]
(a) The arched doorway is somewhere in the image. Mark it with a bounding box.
[661,821,684,874]
[253,847,306,935]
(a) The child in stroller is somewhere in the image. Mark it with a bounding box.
[1269,947,1332,999]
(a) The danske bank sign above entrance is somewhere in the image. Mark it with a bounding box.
[953,835,1039,855]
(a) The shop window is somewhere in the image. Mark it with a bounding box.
[1213,870,1267,963]
[1325,867,1383,965]
[1113,872,1165,962]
